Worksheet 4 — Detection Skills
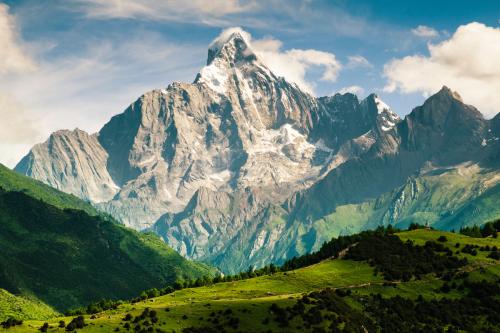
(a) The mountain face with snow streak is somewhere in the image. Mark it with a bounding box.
[16,30,500,273]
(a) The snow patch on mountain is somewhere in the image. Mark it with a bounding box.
[374,95,391,114]
[198,62,229,95]
[374,95,400,131]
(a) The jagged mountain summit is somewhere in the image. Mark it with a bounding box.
[16,29,500,273]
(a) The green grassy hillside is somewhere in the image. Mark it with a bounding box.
[5,229,498,332]
[0,289,58,321]
[0,165,215,312]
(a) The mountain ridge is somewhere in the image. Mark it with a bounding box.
[15,28,500,273]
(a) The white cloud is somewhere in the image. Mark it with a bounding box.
[249,34,342,94]
[337,85,364,96]
[0,4,40,167]
[74,0,257,25]
[411,25,440,39]
[346,55,372,69]
[0,93,40,144]
[210,26,253,51]
[384,22,500,118]
[0,93,42,168]
[209,28,342,94]
[0,143,34,169]
[0,4,36,74]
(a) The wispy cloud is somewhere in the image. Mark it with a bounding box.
[0,93,41,168]
[385,22,500,118]
[0,4,36,74]
[0,4,41,167]
[337,85,365,96]
[411,25,440,39]
[0,91,40,141]
[69,0,394,40]
[72,0,258,26]
[346,55,372,69]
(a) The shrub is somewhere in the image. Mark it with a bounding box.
[488,251,500,260]
[1,318,23,329]
[66,316,85,331]
[40,323,49,332]
[437,235,448,242]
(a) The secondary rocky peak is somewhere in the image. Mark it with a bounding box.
[436,85,463,102]
[400,86,487,162]
[16,128,118,204]
[362,94,400,132]
[418,86,483,123]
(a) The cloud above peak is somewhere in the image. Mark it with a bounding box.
[384,22,500,118]
[212,27,342,94]
[338,85,365,96]
[209,27,252,52]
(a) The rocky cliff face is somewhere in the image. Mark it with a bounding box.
[16,29,500,273]
[15,129,118,203]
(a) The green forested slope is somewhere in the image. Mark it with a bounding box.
[0,166,215,311]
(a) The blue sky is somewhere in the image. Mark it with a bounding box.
[1,0,500,166]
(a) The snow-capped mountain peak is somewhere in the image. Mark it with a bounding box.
[195,28,270,95]
[206,27,255,65]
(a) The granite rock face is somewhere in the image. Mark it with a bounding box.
[16,129,118,203]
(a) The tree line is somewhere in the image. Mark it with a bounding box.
[66,220,499,316]
[459,219,500,238]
